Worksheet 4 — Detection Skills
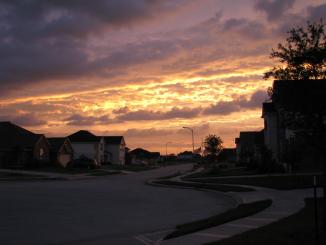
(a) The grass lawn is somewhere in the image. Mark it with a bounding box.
[153,180,255,192]
[205,198,325,245]
[165,199,272,240]
[22,166,104,174]
[186,167,257,179]
[0,172,64,181]
[103,164,158,172]
[86,170,122,176]
[186,174,324,190]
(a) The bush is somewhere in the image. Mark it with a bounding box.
[258,147,285,173]
[72,156,98,169]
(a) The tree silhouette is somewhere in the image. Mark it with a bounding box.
[264,20,326,80]
[265,20,326,232]
[204,134,223,163]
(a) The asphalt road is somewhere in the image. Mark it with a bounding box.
[0,164,236,245]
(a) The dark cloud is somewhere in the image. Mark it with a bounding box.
[112,106,130,114]
[65,114,110,126]
[222,18,266,39]
[254,0,296,21]
[203,100,240,116]
[116,106,202,122]
[203,90,268,115]
[115,90,268,121]
[0,0,192,95]
[240,89,269,108]
[0,113,47,126]
[307,4,326,22]
[125,128,172,138]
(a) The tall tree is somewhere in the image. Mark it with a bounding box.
[264,20,326,81]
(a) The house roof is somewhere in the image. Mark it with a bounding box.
[0,121,43,150]
[103,136,124,144]
[68,130,98,142]
[239,130,264,145]
[273,79,326,113]
[178,151,193,156]
[48,137,68,152]
[129,148,160,158]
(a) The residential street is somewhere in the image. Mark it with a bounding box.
[0,164,236,245]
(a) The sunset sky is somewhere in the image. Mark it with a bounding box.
[0,0,325,153]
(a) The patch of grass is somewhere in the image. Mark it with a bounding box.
[104,164,158,172]
[165,199,272,240]
[205,198,325,245]
[86,170,122,176]
[0,172,65,181]
[0,172,44,178]
[185,167,257,179]
[22,166,101,174]
[187,174,324,190]
[153,180,254,192]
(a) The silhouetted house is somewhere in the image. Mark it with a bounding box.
[177,151,194,161]
[0,122,49,168]
[262,79,326,171]
[48,137,74,167]
[129,148,160,165]
[218,148,236,163]
[262,102,281,161]
[68,130,104,165]
[103,136,125,165]
[235,131,264,164]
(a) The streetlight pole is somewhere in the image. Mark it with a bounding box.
[182,127,194,152]
[165,142,172,156]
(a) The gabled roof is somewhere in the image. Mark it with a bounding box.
[239,130,264,145]
[273,79,326,113]
[0,121,43,149]
[68,130,99,143]
[129,148,160,158]
[103,136,124,144]
[48,137,69,152]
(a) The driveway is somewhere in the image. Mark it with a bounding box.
[0,164,236,245]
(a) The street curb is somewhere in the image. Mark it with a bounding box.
[145,178,243,207]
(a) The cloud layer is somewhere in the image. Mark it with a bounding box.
[0,0,324,152]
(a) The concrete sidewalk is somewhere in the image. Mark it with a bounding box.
[139,175,323,245]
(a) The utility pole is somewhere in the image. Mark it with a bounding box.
[182,127,194,152]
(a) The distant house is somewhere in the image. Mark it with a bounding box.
[103,136,125,165]
[218,148,236,163]
[177,151,194,161]
[0,121,50,168]
[235,131,264,164]
[68,130,104,165]
[48,137,74,167]
[129,148,160,165]
[262,79,326,171]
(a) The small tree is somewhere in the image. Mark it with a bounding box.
[264,20,326,81]
[204,134,223,163]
